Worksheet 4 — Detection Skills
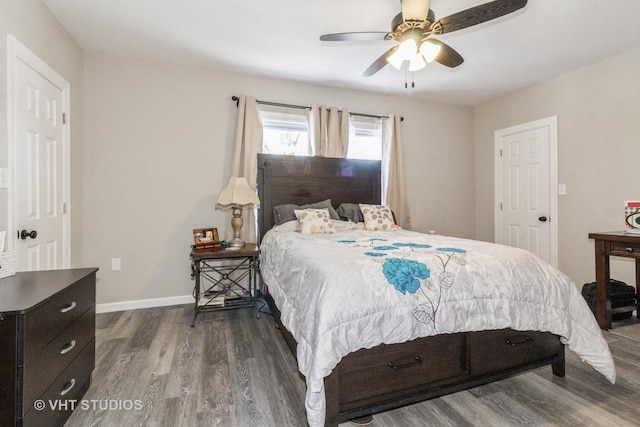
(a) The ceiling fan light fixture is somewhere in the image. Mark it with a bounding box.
[397,38,417,60]
[419,40,441,63]
[387,50,405,69]
[387,37,417,69]
[408,53,426,71]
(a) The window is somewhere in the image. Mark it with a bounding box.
[259,106,382,161]
[347,116,382,161]
[260,106,312,156]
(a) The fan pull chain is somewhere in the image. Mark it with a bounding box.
[412,72,415,88]
[404,67,408,89]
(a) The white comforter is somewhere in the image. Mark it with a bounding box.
[260,221,616,427]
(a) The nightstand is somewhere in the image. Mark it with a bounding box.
[190,243,260,326]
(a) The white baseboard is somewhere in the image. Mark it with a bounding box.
[96,294,193,313]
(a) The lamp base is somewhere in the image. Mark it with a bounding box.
[227,238,244,250]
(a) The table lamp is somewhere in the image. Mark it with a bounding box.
[215,177,260,249]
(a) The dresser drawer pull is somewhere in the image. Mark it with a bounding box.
[60,301,77,313]
[59,378,76,396]
[388,356,423,370]
[505,336,533,346]
[626,247,634,253]
[60,340,77,355]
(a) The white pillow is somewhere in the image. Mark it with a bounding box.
[294,208,335,234]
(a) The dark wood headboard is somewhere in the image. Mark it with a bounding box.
[257,154,381,241]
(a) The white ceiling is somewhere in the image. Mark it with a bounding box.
[41,0,640,106]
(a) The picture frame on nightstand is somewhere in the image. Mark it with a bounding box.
[192,227,221,249]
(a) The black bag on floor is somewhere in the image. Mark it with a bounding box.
[581,279,637,320]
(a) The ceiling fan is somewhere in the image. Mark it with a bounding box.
[319,0,528,77]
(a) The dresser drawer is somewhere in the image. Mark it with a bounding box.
[23,307,95,413]
[24,273,95,360]
[609,243,640,258]
[469,329,562,376]
[22,339,94,427]
[337,333,467,407]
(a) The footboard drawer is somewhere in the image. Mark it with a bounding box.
[469,329,562,376]
[336,333,467,408]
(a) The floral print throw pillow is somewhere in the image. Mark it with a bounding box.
[359,204,397,231]
[294,208,336,234]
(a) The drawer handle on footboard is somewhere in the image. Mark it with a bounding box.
[60,301,77,313]
[388,356,423,370]
[505,336,532,346]
[60,340,77,355]
[60,378,76,396]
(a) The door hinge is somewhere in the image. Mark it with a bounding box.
[62,202,68,214]
[500,149,503,156]
[62,113,66,125]
[500,202,503,210]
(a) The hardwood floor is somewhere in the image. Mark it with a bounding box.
[66,303,640,426]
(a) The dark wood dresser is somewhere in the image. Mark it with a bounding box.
[0,268,98,427]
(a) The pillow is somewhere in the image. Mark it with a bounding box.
[273,199,340,225]
[359,204,397,231]
[336,203,364,223]
[294,208,335,234]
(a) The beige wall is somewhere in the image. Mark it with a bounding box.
[7,0,638,306]
[0,0,84,265]
[474,47,640,288]
[83,52,474,305]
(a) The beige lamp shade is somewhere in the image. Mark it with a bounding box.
[215,177,260,210]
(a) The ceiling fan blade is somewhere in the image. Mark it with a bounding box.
[401,0,430,21]
[362,46,399,77]
[320,32,389,42]
[427,39,464,68]
[433,0,527,35]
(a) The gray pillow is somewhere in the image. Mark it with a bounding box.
[273,199,340,225]
[336,203,364,223]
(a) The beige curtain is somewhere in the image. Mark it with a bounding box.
[229,95,263,243]
[382,114,411,229]
[309,105,349,157]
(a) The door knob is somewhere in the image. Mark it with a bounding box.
[538,216,548,222]
[20,230,38,240]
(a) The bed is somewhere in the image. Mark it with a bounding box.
[256,153,615,427]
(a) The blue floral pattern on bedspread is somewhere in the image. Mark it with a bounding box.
[337,237,468,327]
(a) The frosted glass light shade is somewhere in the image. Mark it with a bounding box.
[420,40,441,63]
[409,54,426,71]
[387,38,418,69]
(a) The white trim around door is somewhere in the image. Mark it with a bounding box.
[6,34,71,267]
[494,116,558,267]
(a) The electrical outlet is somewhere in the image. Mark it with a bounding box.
[111,258,121,271]
[558,184,567,195]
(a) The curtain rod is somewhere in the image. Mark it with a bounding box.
[231,96,403,121]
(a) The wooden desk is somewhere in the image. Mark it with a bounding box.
[588,231,640,329]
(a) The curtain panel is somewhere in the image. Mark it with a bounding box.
[229,95,263,243]
[309,105,349,158]
[382,114,411,229]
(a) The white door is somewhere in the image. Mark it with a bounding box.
[495,117,558,266]
[8,36,70,271]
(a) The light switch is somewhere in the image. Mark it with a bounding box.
[111,258,121,271]
[558,184,567,195]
